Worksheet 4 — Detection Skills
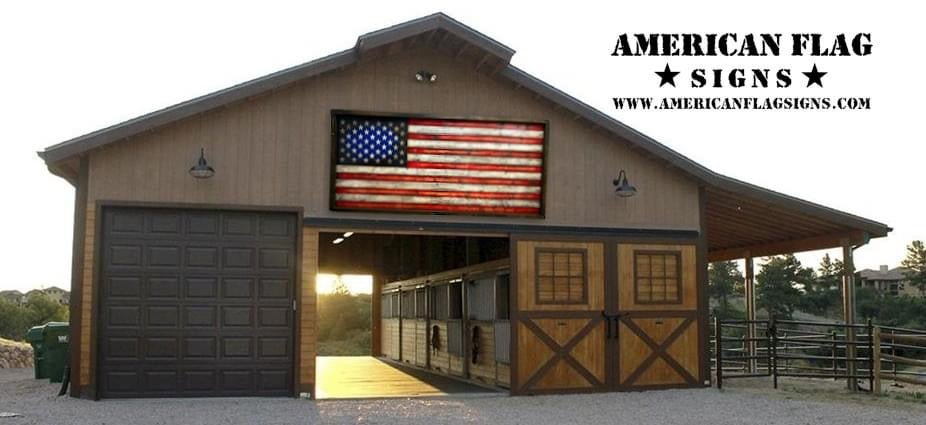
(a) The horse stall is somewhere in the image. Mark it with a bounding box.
[380,260,511,389]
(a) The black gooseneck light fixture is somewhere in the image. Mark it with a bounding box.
[189,148,215,179]
[613,169,637,198]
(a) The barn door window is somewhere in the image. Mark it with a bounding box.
[634,251,682,304]
[535,249,587,304]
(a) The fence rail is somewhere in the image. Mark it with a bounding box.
[711,317,926,394]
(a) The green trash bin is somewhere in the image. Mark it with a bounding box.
[42,322,69,383]
[26,325,46,379]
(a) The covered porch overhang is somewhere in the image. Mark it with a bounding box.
[704,185,890,262]
[701,183,890,392]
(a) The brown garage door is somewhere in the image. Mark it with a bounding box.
[98,207,297,398]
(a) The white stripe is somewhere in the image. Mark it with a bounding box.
[408,139,543,152]
[336,179,541,193]
[336,165,541,180]
[408,154,541,166]
[409,125,544,139]
[336,193,540,208]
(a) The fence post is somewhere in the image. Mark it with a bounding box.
[770,315,778,389]
[831,330,838,381]
[872,325,881,395]
[867,319,874,393]
[890,329,897,384]
[741,334,747,374]
[715,316,723,389]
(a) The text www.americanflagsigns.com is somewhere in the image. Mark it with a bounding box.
[613,97,871,110]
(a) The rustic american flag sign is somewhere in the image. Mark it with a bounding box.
[331,114,546,216]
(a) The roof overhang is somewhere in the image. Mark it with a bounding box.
[36,12,891,258]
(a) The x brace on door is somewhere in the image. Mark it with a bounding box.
[620,314,698,386]
[519,316,605,391]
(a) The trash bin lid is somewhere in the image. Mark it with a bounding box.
[26,325,45,341]
[42,322,69,343]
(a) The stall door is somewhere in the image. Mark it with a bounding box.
[512,241,608,394]
[614,244,701,389]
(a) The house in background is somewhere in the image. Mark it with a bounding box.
[40,286,70,305]
[0,290,25,305]
[857,266,916,297]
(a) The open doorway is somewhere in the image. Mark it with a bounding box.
[315,231,509,399]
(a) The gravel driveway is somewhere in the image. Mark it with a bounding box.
[2,368,924,424]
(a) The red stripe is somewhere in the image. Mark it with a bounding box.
[335,200,541,215]
[407,147,543,159]
[408,162,543,173]
[408,119,545,132]
[335,187,541,200]
[336,173,540,186]
[408,133,543,145]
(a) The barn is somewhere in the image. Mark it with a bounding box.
[40,13,890,399]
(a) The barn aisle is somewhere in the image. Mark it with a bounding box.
[315,356,499,399]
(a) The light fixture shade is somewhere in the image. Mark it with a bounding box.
[615,181,637,198]
[189,148,215,179]
[613,169,637,198]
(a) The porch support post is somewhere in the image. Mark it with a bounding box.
[842,240,858,391]
[744,254,757,373]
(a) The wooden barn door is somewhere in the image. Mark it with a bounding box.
[512,240,608,394]
[614,244,701,389]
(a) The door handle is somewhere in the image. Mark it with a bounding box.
[602,312,622,340]
[602,311,612,339]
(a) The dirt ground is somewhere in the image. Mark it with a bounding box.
[2,368,926,424]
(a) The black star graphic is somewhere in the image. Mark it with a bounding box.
[655,63,680,87]
[803,64,827,87]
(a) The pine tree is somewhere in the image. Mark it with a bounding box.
[757,254,814,319]
[902,240,926,295]
[709,261,743,318]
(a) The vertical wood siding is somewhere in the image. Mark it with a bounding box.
[300,228,319,392]
[84,45,699,231]
[78,204,96,387]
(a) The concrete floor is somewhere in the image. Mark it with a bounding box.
[315,356,499,399]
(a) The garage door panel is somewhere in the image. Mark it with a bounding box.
[99,207,296,398]
[187,213,219,236]
[149,212,182,234]
[222,278,254,299]
[187,246,220,268]
[223,213,258,237]
[223,247,255,269]
[108,245,142,267]
[107,277,142,298]
[148,245,181,267]
[146,305,179,327]
[147,277,180,299]
[185,277,219,298]
[222,306,254,327]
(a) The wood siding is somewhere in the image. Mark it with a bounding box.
[84,45,699,231]
[79,204,96,387]
[300,228,318,393]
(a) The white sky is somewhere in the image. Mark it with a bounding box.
[0,1,923,292]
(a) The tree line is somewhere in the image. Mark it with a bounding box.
[709,240,926,328]
[0,293,69,341]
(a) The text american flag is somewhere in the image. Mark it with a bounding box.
[332,114,545,216]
